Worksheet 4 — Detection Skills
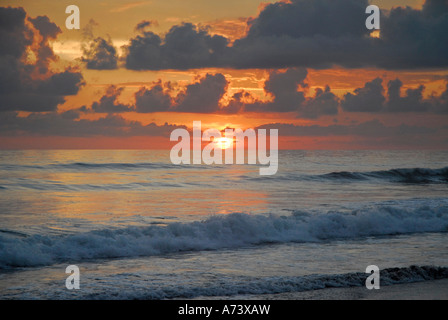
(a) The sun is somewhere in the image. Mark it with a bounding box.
[214,137,233,149]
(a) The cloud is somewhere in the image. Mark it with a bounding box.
[429,81,448,114]
[124,22,229,70]
[82,37,118,70]
[0,110,187,137]
[134,80,173,113]
[175,73,228,113]
[27,15,61,75]
[341,77,448,113]
[263,68,308,112]
[244,68,307,113]
[135,20,158,32]
[121,0,448,70]
[341,78,385,112]
[0,7,32,58]
[28,15,60,38]
[227,0,372,69]
[89,86,133,113]
[385,79,429,112]
[376,0,448,69]
[133,73,229,113]
[86,68,448,118]
[255,120,436,138]
[129,69,337,116]
[0,7,84,112]
[220,90,253,114]
[242,0,448,69]
[80,19,118,70]
[81,18,99,39]
[300,85,339,119]
[256,119,446,148]
[243,68,339,117]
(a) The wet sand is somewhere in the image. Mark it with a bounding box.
[250,279,448,300]
[194,278,448,300]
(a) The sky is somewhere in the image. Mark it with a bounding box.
[0,0,447,149]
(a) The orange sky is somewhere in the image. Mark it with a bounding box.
[1,0,447,150]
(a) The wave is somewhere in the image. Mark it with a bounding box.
[0,162,211,172]
[90,265,448,299]
[1,201,447,269]
[317,167,448,183]
[2,181,185,192]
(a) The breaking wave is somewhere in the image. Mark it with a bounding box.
[1,200,447,269]
[317,167,448,183]
[101,265,448,299]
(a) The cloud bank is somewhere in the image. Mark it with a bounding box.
[85,69,448,117]
[0,7,84,112]
[118,0,448,71]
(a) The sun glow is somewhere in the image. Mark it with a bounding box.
[370,30,380,38]
[214,137,233,149]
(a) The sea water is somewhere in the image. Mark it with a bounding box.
[0,150,447,299]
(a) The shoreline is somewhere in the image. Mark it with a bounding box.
[193,278,448,300]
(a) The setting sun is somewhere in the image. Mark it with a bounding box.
[214,137,234,149]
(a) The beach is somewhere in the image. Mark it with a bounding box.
[210,279,448,300]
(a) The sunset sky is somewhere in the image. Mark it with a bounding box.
[1,0,447,149]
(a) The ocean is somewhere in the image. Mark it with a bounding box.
[0,149,447,299]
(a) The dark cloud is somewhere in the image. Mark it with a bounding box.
[0,93,66,112]
[86,68,448,118]
[429,82,448,114]
[38,70,84,96]
[28,15,60,38]
[82,37,118,70]
[175,73,228,113]
[133,72,269,115]
[0,111,186,137]
[263,68,307,112]
[0,7,32,58]
[256,119,445,148]
[80,18,118,70]
[91,73,228,114]
[81,18,99,40]
[247,0,367,39]
[134,81,173,113]
[28,15,61,75]
[244,68,307,113]
[240,0,448,69]
[219,91,252,114]
[121,0,448,70]
[377,0,448,69]
[0,7,84,112]
[256,120,436,138]
[90,86,133,113]
[124,22,229,70]
[300,85,339,119]
[96,69,327,115]
[385,79,429,112]
[340,77,448,113]
[228,0,369,69]
[341,78,385,112]
[135,20,158,32]
[0,108,441,147]
[243,68,339,118]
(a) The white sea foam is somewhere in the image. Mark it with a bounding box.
[13,265,448,299]
[1,200,447,269]
[138,265,448,299]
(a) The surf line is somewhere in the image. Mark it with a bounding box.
[170,121,278,175]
